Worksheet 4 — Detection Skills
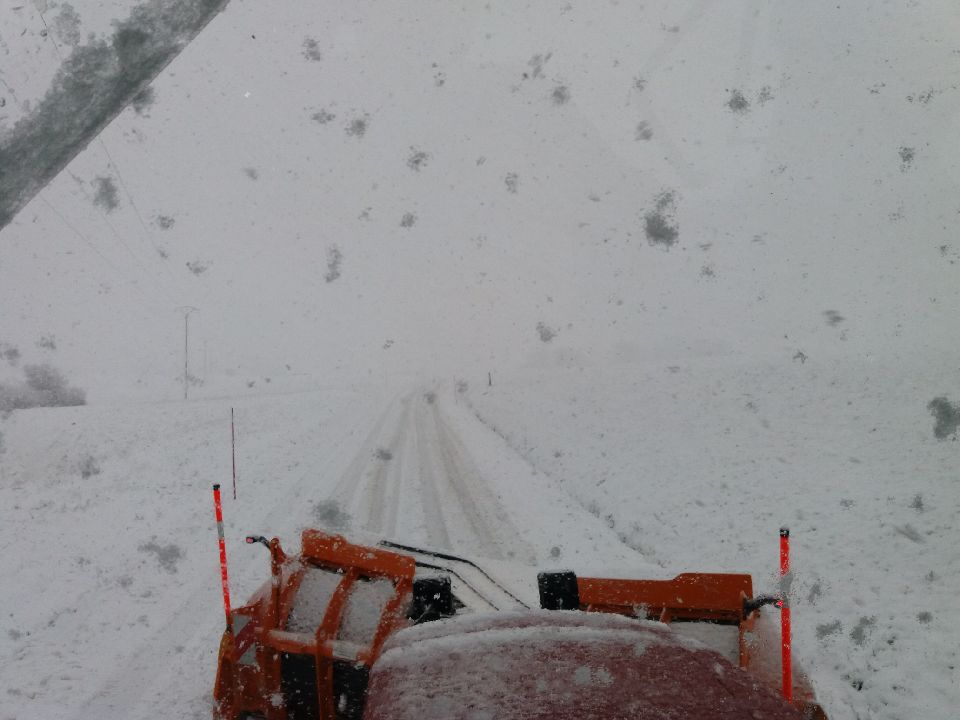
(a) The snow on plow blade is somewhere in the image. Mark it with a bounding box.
[213,530,827,720]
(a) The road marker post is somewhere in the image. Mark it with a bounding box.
[213,484,233,632]
[779,527,792,702]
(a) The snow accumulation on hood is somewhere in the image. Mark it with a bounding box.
[367,610,803,720]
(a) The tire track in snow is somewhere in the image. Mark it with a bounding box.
[363,395,413,535]
[325,393,407,522]
[330,390,535,564]
[415,396,536,563]
[414,395,453,551]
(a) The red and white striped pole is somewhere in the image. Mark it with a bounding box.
[230,408,237,500]
[779,527,792,703]
[213,484,233,632]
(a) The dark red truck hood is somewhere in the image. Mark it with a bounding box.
[364,610,803,720]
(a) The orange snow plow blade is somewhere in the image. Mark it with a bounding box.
[214,532,827,720]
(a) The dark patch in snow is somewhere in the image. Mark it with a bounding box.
[927,396,959,439]
[551,84,571,105]
[345,115,369,138]
[242,167,259,180]
[312,499,350,530]
[823,310,845,326]
[757,85,775,105]
[907,88,938,105]
[536,322,557,343]
[138,540,183,573]
[324,245,343,283]
[406,147,430,172]
[643,190,679,248]
[186,260,210,276]
[525,52,551,80]
[92,176,120,212]
[0,363,86,411]
[898,146,915,172]
[311,109,336,124]
[726,89,750,114]
[400,212,417,228]
[910,494,924,512]
[849,616,876,646]
[816,620,842,639]
[302,37,322,62]
[633,75,646,91]
[917,611,933,624]
[1,344,20,366]
[634,121,653,141]
[505,172,519,193]
[893,524,924,543]
[374,447,393,461]
[154,214,175,230]
[78,455,101,479]
[36,335,57,351]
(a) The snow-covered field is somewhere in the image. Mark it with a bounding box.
[1,0,959,718]
[2,364,958,719]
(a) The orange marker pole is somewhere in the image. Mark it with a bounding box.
[213,484,233,631]
[779,527,792,702]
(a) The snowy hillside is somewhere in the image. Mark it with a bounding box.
[1,0,959,719]
[1,0,958,399]
[468,357,960,719]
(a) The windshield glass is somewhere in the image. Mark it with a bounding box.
[1,3,956,720]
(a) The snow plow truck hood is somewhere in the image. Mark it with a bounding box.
[365,609,805,720]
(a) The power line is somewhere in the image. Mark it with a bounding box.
[36,5,184,305]
[97,138,184,293]
[59,170,180,306]
[38,193,166,311]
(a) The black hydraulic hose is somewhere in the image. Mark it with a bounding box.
[743,594,781,616]
[380,539,531,609]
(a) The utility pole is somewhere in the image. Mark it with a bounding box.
[176,306,199,400]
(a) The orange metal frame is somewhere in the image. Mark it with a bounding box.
[214,530,415,720]
[215,535,826,720]
[578,572,754,664]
